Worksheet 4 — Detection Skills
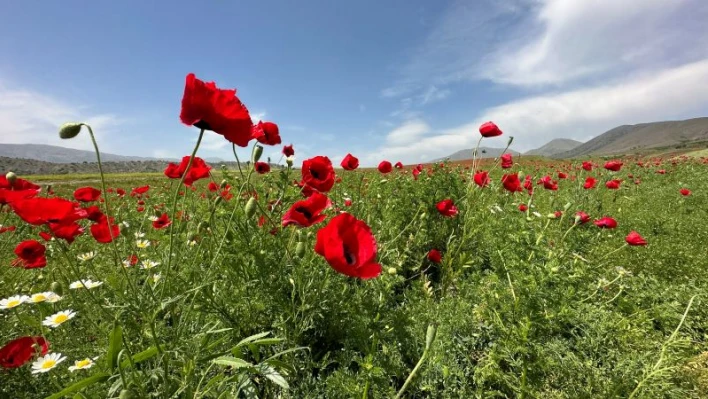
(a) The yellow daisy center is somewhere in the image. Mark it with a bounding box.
[32,295,46,302]
[54,314,69,323]
[75,359,91,368]
[41,359,56,369]
[7,300,21,308]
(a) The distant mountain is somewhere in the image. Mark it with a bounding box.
[554,117,708,158]
[0,144,163,163]
[525,139,582,157]
[436,147,521,162]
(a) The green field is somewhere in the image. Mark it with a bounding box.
[2,154,707,398]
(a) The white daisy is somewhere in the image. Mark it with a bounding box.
[187,239,197,247]
[533,212,543,218]
[122,221,130,228]
[148,215,159,222]
[68,357,98,372]
[30,292,60,304]
[0,295,30,310]
[77,251,96,262]
[140,260,160,269]
[152,273,162,284]
[42,309,77,328]
[134,231,145,238]
[69,279,103,290]
[31,353,67,374]
[136,239,150,249]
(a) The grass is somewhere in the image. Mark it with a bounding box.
[2,153,707,398]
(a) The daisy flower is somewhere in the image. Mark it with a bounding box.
[30,292,61,304]
[69,279,104,290]
[136,239,150,249]
[148,215,159,222]
[68,357,98,372]
[42,309,77,328]
[0,295,30,310]
[187,239,197,247]
[31,353,67,374]
[152,273,162,284]
[134,232,145,238]
[140,260,160,269]
[77,251,96,262]
[122,221,130,228]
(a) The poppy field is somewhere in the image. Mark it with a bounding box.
[2,74,708,398]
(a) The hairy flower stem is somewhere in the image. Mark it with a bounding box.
[162,128,205,298]
[395,324,438,399]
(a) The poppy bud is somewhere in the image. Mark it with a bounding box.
[214,196,222,206]
[507,136,514,146]
[59,122,83,139]
[50,281,63,295]
[425,324,438,349]
[387,267,397,275]
[245,197,257,218]
[220,179,228,189]
[286,156,294,167]
[295,242,306,258]
[5,171,17,185]
[252,145,264,163]
[296,230,304,242]
[547,213,558,219]
[563,202,572,211]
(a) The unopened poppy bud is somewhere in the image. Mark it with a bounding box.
[547,213,558,219]
[214,196,223,206]
[574,215,582,224]
[295,242,306,258]
[59,122,83,139]
[425,324,438,349]
[50,281,63,295]
[219,179,228,189]
[252,145,264,163]
[5,171,17,185]
[245,197,257,218]
[296,230,304,242]
[563,202,572,211]
[507,136,514,146]
[387,267,397,275]
[286,156,294,167]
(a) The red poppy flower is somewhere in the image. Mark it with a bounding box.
[605,179,621,189]
[282,192,331,227]
[314,213,382,279]
[474,171,490,187]
[501,153,513,169]
[164,156,212,186]
[283,144,295,157]
[594,217,617,229]
[49,222,84,244]
[625,231,647,246]
[427,249,442,264]
[479,121,502,137]
[90,216,120,243]
[523,175,533,194]
[11,198,83,226]
[557,172,567,179]
[13,240,47,269]
[436,199,458,217]
[131,185,150,196]
[378,161,393,174]
[152,213,171,229]
[584,177,597,189]
[502,173,523,192]
[116,188,126,197]
[0,175,40,191]
[137,206,145,213]
[604,160,623,171]
[254,162,271,174]
[394,161,403,169]
[84,205,104,222]
[519,204,528,212]
[412,168,420,180]
[341,154,359,170]
[252,121,281,145]
[680,188,691,196]
[126,254,139,267]
[180,73,254,147]
[538,175,558,191]
[344,198,352,207]
[302,156,335,192]
[0,188,39,205]
[416,164,424,171]
[0,226,16,234]
[38,231,52,241]
[73,187,101,202]
[656,169,666,174]
[0,336,49,369]
[581,161,593,171]
[554,210,563,218]
[575,211,591,224]
[207,181,219,192]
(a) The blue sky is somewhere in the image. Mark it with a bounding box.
[1,0,708,166]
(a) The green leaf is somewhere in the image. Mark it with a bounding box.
[106,323,123,372]
[44,373,110,399]
[119,346,161,369]
[260,365,289,390]
[248,338,284,346]
[235,332,271,348]
[213,356,253,370]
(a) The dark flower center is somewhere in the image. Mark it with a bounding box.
[295,206,312,219]
[343,244,356,266]
[194,120,213,131]
[310,167,320,179]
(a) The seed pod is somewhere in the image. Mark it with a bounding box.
[245,197,257,218]
[50,281,63,295]
[252,145,264,163]
[219,179,228,189]
[59,122,83,139]
[295,242,306,258]
[5,172,17,185]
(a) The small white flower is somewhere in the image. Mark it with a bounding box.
[140,260,160,269]
[533,212,543,218]
[187,239,197,247]
[31,353,67,374]
[77,251,96,262]
[69,279,103,290]
[68,357,98,372]
[494,205,503,213]
[148,215,159,222]
[136,239,150,249]
[152,273,162,284]
[42,309,77,328]
[0,295,30,310]
[134,232,145,238]
[30,292,60,304]
[122,221,130,228]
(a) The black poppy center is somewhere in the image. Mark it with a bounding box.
[295,206,312,219]
[343,244,356,266]
[310,167,321,180]
[194,120,213,131]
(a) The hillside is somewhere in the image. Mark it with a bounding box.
[554,117,708,158]
[0,143,162,163]
[525,138,582,156]
[437,147,521,162]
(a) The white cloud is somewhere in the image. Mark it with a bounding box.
[0,83,121,151]
[251,111,267,123]
[368,59,708,164]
